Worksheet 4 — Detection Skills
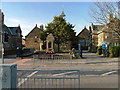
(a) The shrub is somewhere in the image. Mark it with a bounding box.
[22,47,27,50]
[102,49,106,56]
[97,46,102,55]
[74,53,80,59]
[109,46,120,57]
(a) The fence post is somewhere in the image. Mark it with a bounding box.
[78,70,80,88]
[0,64,17,89]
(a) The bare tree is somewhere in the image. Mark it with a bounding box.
[89,2,120,37]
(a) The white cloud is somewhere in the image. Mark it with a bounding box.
[7,18,21,23]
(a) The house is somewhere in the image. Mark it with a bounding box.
[90,13,120,50]
[25,24,44,51]
[90,24,105,47]
[22,38,26,47]
[0,10,22,56]
[25,11,72,52]
[25,24,56,52]
[77,26,91,50]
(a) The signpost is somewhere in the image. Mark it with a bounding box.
[102,41,109,57]
[0,64,17,89]
[102,41,109,49]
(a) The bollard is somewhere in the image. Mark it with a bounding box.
[0,64,17,90]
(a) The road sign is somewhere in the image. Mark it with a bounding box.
[102,42,109,49]
[102,44,106,49]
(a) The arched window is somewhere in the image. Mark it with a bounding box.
[48,42,51,48]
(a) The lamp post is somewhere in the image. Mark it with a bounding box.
[78,43,82,58]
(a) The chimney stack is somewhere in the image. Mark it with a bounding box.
[108,13,113,23]
[0,9,4,24]
[40,24,44,30]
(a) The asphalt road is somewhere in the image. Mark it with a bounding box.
[0,51,119,88]
[17,69,119,88]
[17,69,118,78]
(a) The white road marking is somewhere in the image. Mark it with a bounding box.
[53,71,78,76]
[17,71,38,87]
[101,71,117,76]
[27,71,38,77]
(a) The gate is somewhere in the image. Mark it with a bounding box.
[17,70,80,88]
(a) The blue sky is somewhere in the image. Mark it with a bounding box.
[1,2,94,37]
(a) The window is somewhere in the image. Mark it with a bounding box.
[35,36,38,38]
[6,43,9,48]
[112,32,117,35]
[4,32,9,42]
[12,44,15,48]
[48,42,51,48]
[34,40,38,43]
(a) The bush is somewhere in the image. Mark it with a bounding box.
[74,53,80,59]
[97,46,102,55]
[22,46,27,50]
[109,46,120,57]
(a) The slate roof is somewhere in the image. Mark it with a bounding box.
[0,24,11,34]
[77,27,90,40]
[9,27,20,35]
[0,24,21,36]
[25,25,42,38]
[92,25,105,31]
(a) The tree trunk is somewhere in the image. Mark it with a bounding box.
[57,43,60,52]
[57,38,60,52]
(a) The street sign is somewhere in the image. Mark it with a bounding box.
[102,44,106,49]
[102,42,109,49]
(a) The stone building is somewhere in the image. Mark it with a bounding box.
[90,24,105,47]
[90,13,120,49]
[25,24,43,51]
[0,10,22,55]
[25,24,55,52]
[77,26,91,50]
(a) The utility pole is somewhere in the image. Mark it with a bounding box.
[1,27,4,64]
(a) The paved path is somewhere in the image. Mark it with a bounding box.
[12,58,32,65]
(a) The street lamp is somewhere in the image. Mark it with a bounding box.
[78,43,82,58]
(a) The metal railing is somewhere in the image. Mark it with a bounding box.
[34,54,72,60]
[32,54,73,67]
[17,70,80,88]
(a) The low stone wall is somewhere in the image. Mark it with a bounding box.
[4,50,17,56]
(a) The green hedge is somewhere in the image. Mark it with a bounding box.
[109,46,120,57]
[97,46,102,55]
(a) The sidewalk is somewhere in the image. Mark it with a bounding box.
[0,55,33,65]
[82,50,104,59]
[81,51,119,64]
